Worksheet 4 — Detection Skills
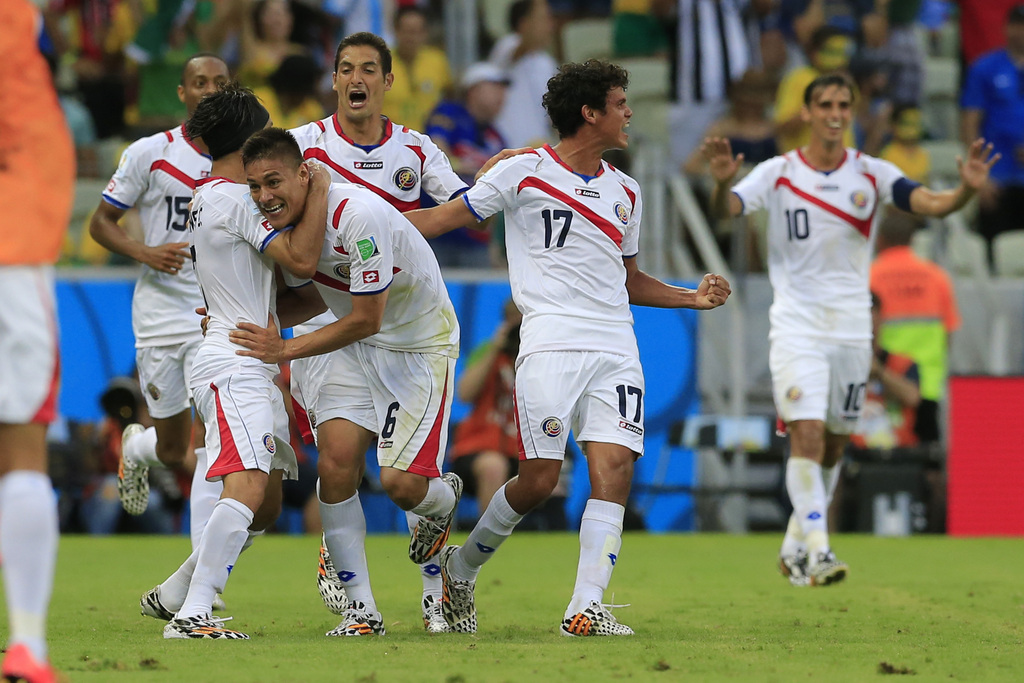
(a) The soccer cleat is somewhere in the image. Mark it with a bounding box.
[409,472,463,564]
[779,551,811,587]
[317,535,347,615]
[421,594,451,634]
[163,615,249,639]
[325,601,385,637]
[560,601,635,637]
[439,545,476,633]
[140,585,175,621]
[808,551,849,587]
[118,423,150,516]
[1,643,56,683]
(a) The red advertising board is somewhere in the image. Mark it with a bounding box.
[948,376,1024,536]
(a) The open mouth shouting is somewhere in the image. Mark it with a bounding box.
[348,90,368,110]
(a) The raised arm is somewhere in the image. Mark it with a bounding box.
[701,137,746,219]
[908,138,999,217]
[623,257,731,310]
[89,201,190,273]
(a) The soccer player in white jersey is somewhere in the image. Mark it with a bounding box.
[142,85,328,640]
[228,128,462,636]
[89,54,230,530]
[703,73,997,587]
[287,31,469,632]
[405,59,732,636]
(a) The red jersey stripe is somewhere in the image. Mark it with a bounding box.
[775,176,872,238]
[151,160,197,189]
[517,176,623,249]
[313,271,351,292]
[206,382,246,479]
[332,198,350,230]
[304,148,419,212]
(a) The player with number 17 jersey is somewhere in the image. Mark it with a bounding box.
[731,149,906,343]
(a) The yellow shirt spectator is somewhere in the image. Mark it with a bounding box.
[384,45,452,131]
[880,143,931,185]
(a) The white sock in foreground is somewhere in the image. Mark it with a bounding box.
[177,497,252,619]
[785,456,829,559]
[566,499,624,617]
[320,488,376,612]
[189,447,223,551]
[449,483,523,583]
[0,471,58,661]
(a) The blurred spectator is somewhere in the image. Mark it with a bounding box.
[322,0,393,44]
[685,69,777,175]
[612,0,673,58]
[777,0,889,53]
[490,0,558,148]
[877,0,924,107]
[959,0,1020,66]
[880,104,930,184]
[870,211,960,443]
[383,6,452,131]
[773,25,856,152]
[849,54,891,156]
[237,0,310,89]
[668,0,753,167]
[253,53,325,129]
[960,4,1024,263]
[850,292,921,450]
[449,301,522,513]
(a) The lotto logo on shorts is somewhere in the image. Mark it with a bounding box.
[541,417,563,437]
[262,433,275,454]
[618,420,642,436]
[363,271,380,284]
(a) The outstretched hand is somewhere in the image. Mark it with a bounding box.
[958,138,1000,192]
[229,314,285,364]
[694,273,731,310]
[700,137,744,184]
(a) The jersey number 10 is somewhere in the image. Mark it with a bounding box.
[785,208,810,241]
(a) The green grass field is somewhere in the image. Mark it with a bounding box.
[7,533,1023,682]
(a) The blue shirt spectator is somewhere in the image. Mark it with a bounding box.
[960,48,1024,185]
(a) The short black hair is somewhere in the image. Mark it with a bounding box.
[508,0,534,32]
[803,73,855,106]
[185,83,270,160]
[180,53,229,85]
[241,127,305,169]
[890,102,921,123]
[334,32,392,75]
[543,59,629,139]
[808,25,848,56]
[394,5,428,28]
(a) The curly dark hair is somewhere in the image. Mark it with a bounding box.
[334,32,392,75]
[241,127,304,169]
[184,83,269,160]
[542,60,629,139]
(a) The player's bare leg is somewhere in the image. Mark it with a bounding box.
[0,423,59,676]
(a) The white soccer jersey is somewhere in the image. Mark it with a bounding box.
[307,183,459,357]
[732,148,906,342]
[187,177,284,385]
[462,145,643,358]
[103,125,210,347]
[290,114,467,210]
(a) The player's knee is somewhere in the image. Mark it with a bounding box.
[317,449,363,489]
[379,468,424,510]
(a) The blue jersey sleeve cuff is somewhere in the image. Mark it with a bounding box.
[352,279,392,295]
[102,195,132,210]
[448,187,470,201]
[462,193,484,222]
[732,190,745,215]
[892,177,921,213]
[259,226,292,252]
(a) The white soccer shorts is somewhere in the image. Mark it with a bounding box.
[193,371,297,481]
[0,265,59,424]
[514,350,646,460]
[136,338,201,419]
[316,342,455,477]
[290,350,333,446]
[770,335,872,435]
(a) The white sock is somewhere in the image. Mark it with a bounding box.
[160,528,260,612]
[566,499,624,617]
[405,511,442,601]
[177,498,253,619]
[320,487,376,611]
[189,447,222,551]
[449,483,523,583]
[779,513,806,558]
[0,471,58,661]
[409,477,456,518]
[124,426,162,468]
[823,463,842,504]
[786,457,829,559]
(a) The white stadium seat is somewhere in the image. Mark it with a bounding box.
[992,230,1024,278]
[561,18,613,63]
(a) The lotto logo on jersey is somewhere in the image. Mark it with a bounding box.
[106,179,117,193]
[262,433,276,454]
[850,191,868,208]
[356,236,380,261]
[613,202,629,225]
[393,167,418,191]
[354,161,384,170]
[541,417,563,437]
[363,270,380,284]
[575,188,600,198]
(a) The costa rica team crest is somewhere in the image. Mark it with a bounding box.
[393,167,418,191]
[613,202,629,225]
[334,263,350,279]
[850,191,868,209]
[262,433,276,454]
[541,417,563,437]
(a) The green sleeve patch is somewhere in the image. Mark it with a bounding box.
[356,236,380,261]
